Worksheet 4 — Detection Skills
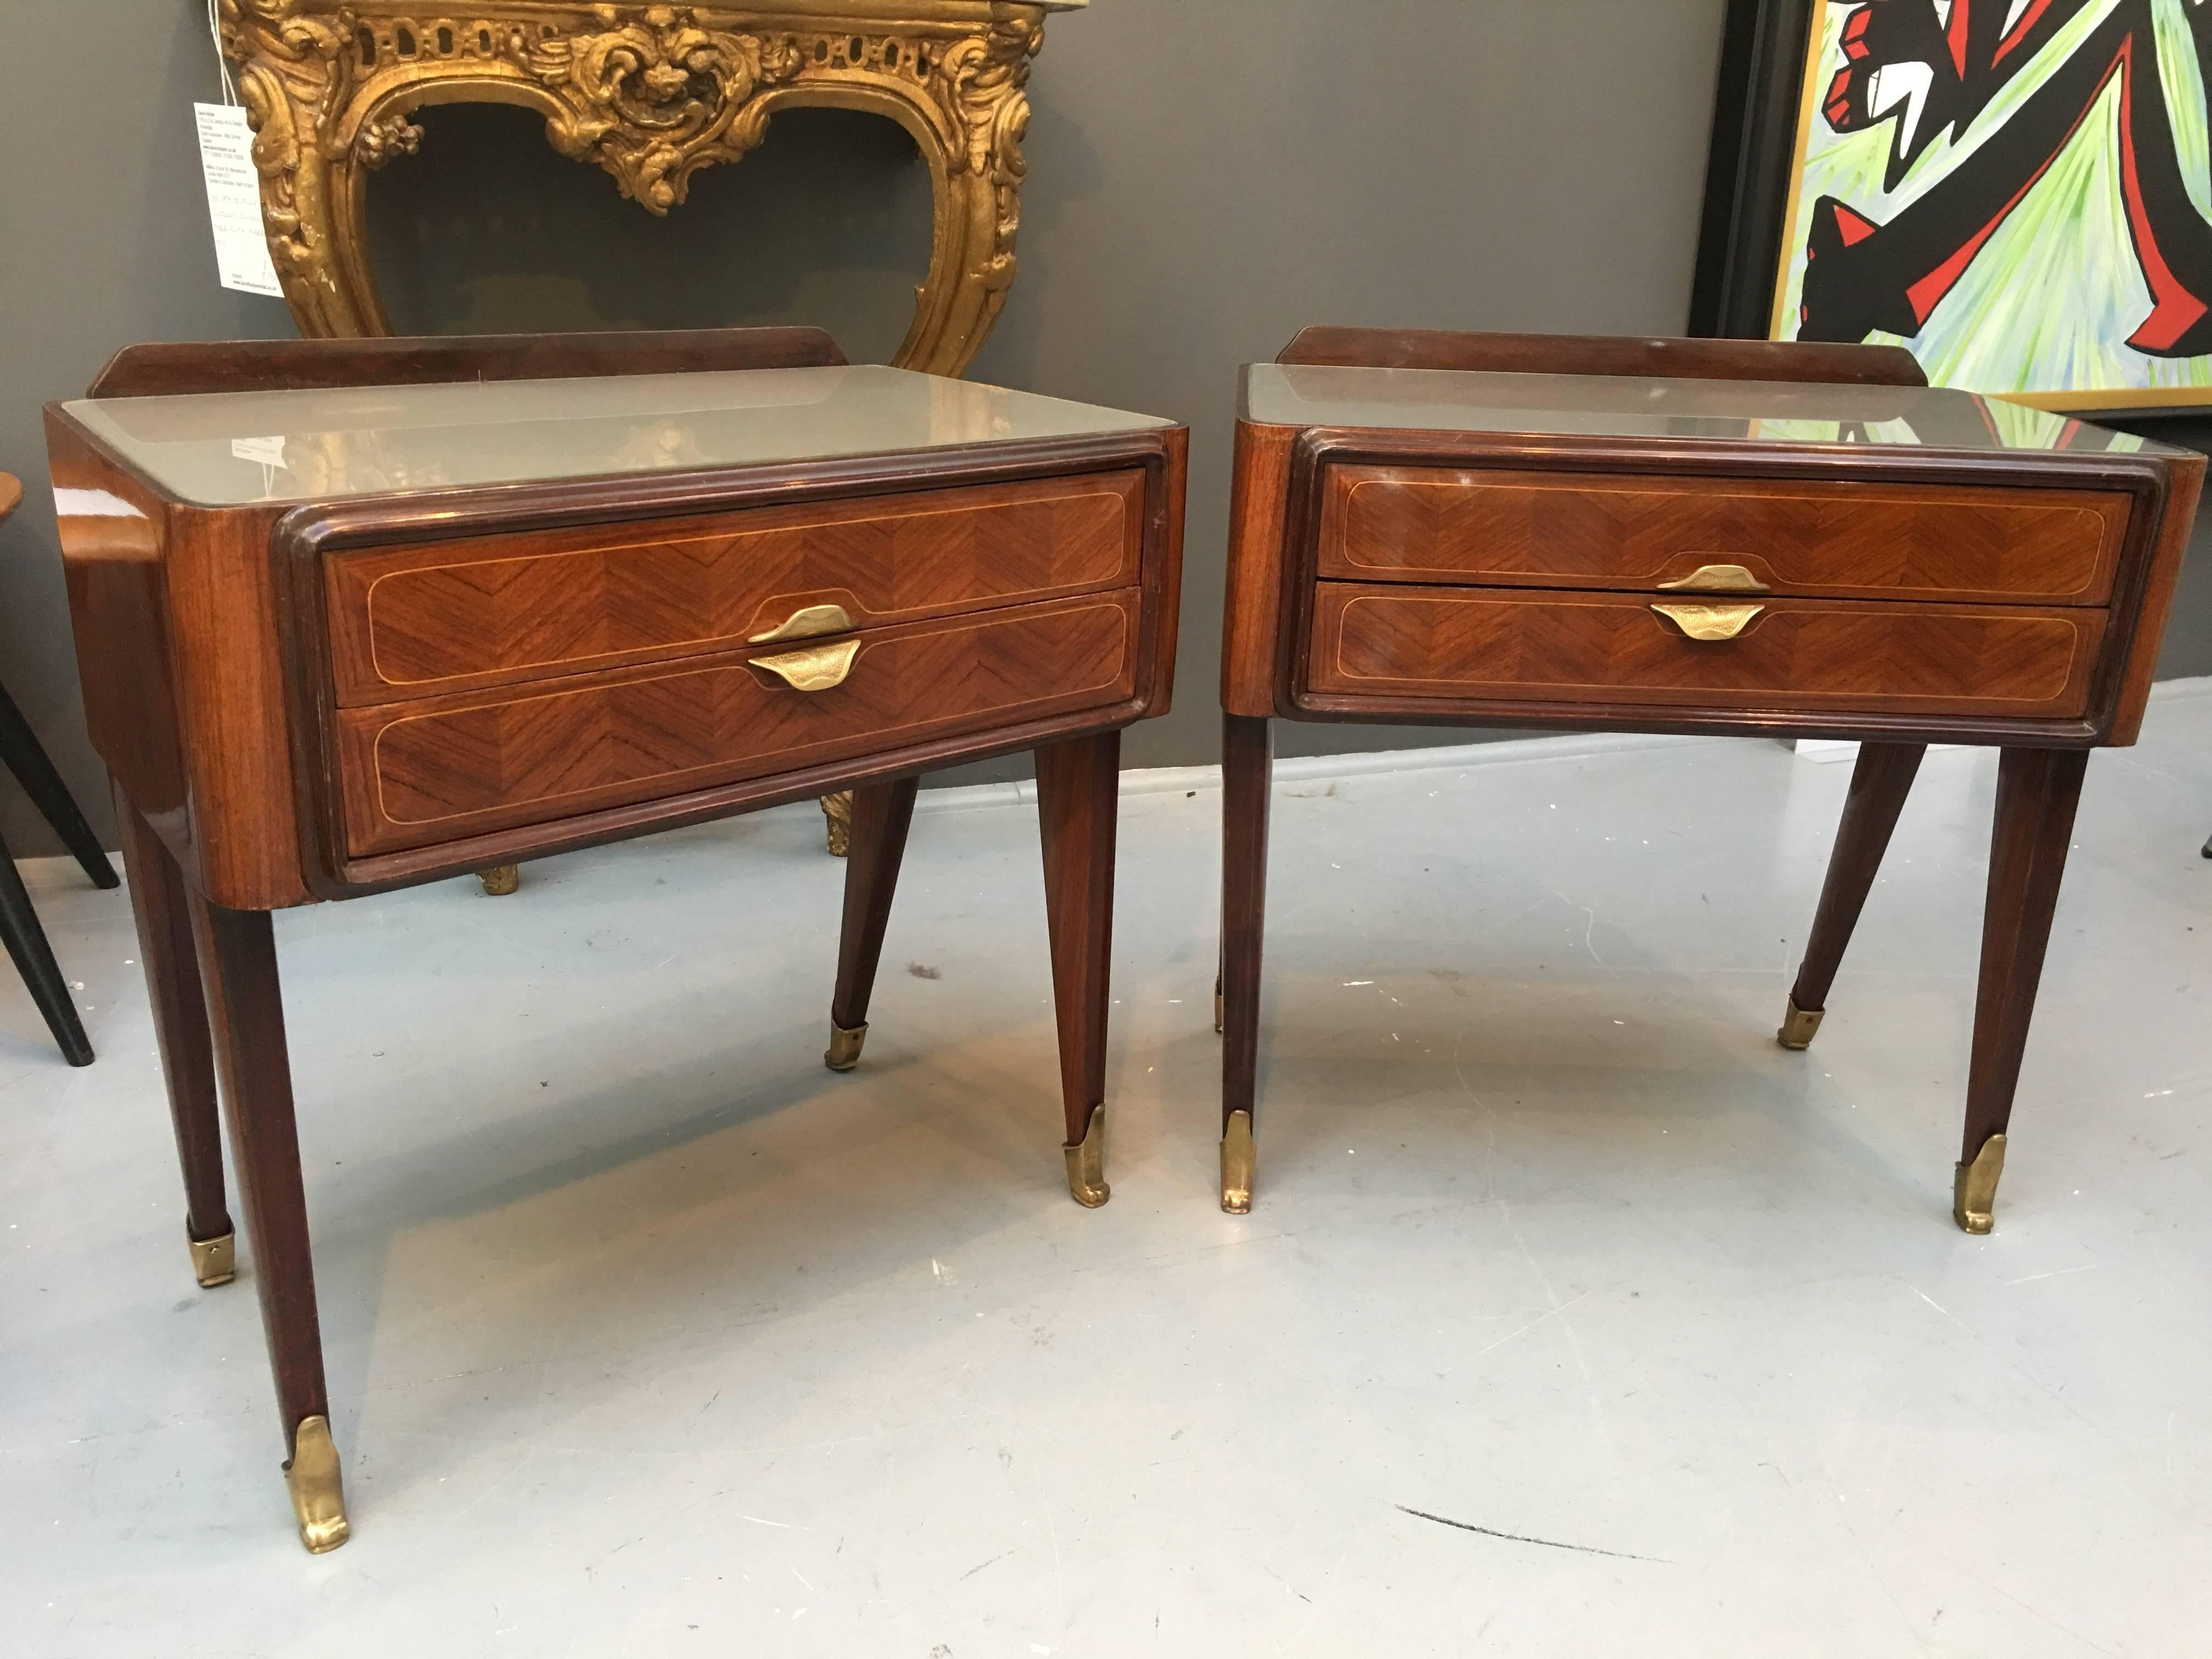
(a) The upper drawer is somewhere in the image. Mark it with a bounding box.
[324,470,1146,706]
[1316,465,2131,605]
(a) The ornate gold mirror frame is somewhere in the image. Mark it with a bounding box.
[219,0,1081,371]
[218,0,1085,858]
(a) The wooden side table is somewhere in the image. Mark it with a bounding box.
[44,325,1184,1552]
[1216,326,2202,1229]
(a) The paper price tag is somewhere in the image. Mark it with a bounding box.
[230,436,287,467]
[194,102,284,297]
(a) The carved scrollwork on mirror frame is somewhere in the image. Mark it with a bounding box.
[521,12,804,211]
[215,1,1068,374]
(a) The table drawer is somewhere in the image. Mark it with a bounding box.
[335,590,1140,855]
[1317,465,2130,605]
[324,470,1146,706]
[1305,583,2104,719]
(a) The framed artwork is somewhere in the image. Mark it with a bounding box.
[1693,0,2212,412]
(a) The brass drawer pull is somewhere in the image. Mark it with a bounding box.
[1651,602,1765,641]
[1655,563,1770,594]
[749,638,861,691]
[748,602,854,645]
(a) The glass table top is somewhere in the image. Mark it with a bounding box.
[66,364,1172,507]
[1241,364,2166,455]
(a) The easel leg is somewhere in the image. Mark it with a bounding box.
[0,684,119,889]
[0,821,93,1066]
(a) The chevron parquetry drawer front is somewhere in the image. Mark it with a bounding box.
[335,590,1142,856]
[1305,584,2105,719]
[1317,466,2130,605]
[324,471,1147,706]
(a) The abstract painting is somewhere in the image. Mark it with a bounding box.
[1769,0,2212,408]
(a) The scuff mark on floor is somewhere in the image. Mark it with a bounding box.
[1395,1505,1668,1564]
[960,1549,1014,1581]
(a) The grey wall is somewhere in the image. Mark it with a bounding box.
[2,7,294,857]
[7,1,2207,855]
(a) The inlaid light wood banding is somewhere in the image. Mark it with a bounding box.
[324,471,1144,706]
[1306,584,2103,719]
[336,591,1139,855]
[1318,467,2129,605]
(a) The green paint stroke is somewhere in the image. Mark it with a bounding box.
[1779,0,2212,396]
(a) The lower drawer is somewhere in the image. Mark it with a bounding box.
[1305,583,2104,719]
[336,589,1139,855]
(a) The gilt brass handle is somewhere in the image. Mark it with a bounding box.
[1651,602,1765,641]
[749,638,861,691]
[748,603,855,645]
[1655,562,1770,595]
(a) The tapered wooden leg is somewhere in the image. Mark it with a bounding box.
[1954,747,2087,1234]
[1220,715,1272,1214]
[184,893,348,1553]
[0,684,119,890]
[114,787,231,1282]
[1036,732,1120,1208]
[825,777,920,1072]
[1780,742,1927,1049]
[0,819,94,1065]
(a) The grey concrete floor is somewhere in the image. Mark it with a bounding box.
[6,691,2212,1656]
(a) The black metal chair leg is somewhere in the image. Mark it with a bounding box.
[0,820,93,1065]
[0,685,119,890]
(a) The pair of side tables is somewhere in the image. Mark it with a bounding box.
[46,326,2199,1551]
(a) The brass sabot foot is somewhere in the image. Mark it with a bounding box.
[478,864,521,897]
[1064,1104,1109,1209]
[821,792,854,857]
[187,1227,235,1289]
[824,1020,867,1073]
[1777,996,1824,1051]
[284,1415,351,1554]
[1954,1132,2007,1235]
[1220,1110,1256,1215]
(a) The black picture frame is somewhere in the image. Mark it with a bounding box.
[1689,0,1817,342]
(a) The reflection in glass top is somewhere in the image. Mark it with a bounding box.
[66,365,1172,507]
[1242,364,2160,455]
